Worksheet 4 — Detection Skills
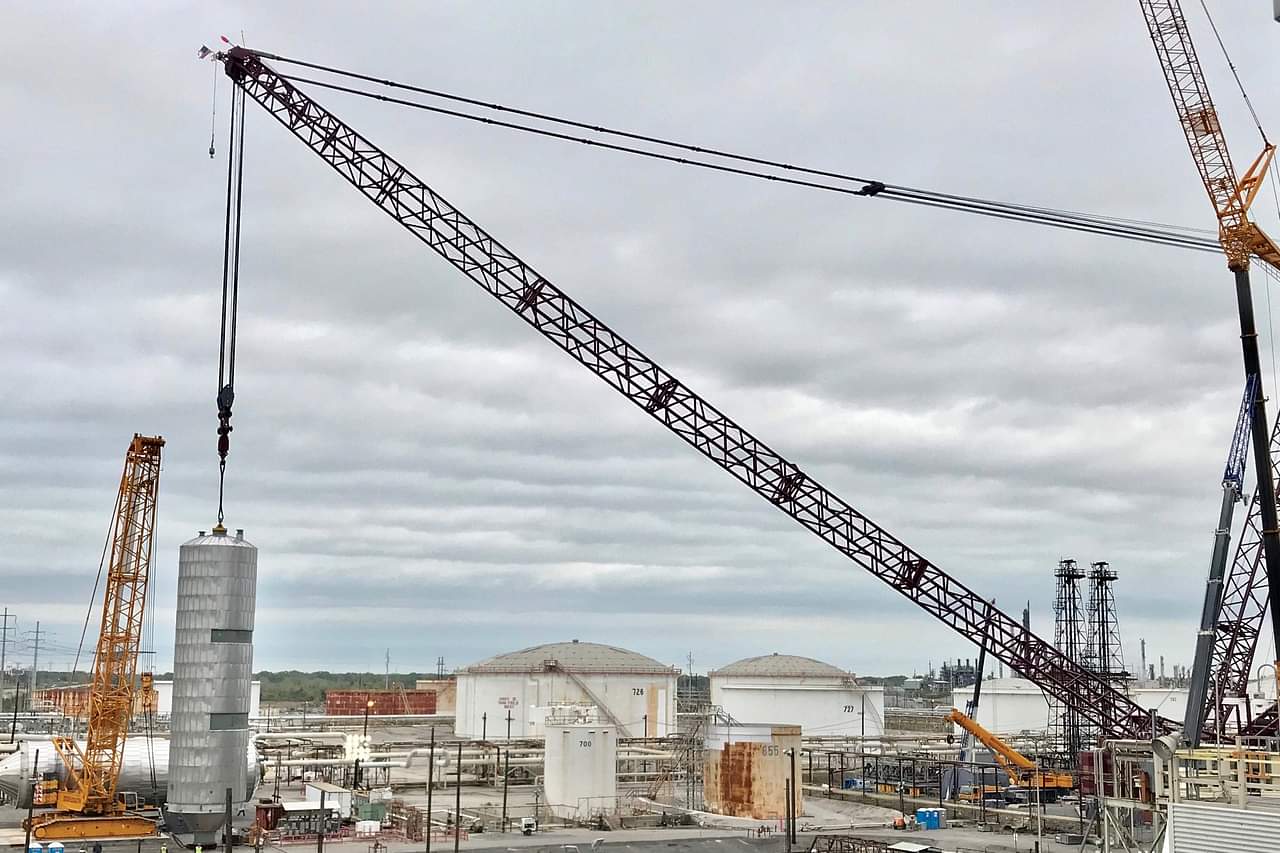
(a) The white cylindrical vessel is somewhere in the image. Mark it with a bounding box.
[164,527,257,841]
[543,721,616,819]
[0,738,258,808]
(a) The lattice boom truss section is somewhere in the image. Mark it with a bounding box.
[221,47,1174,740]
[1209,416,1280,727]
[53,434,163,815]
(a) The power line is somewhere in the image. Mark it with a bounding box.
[242,49,1220,256]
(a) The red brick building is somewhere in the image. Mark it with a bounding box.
[324,689,438,716]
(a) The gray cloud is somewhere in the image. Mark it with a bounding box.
[3,2,1279,683]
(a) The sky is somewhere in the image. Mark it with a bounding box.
[4,2,1280,681]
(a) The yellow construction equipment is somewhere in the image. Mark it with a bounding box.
[945,708,1074,799]
[27,435,164,840]
[1138,1,1279,272]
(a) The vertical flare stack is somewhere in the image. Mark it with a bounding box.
[164,528,258,841]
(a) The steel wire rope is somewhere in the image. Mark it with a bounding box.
[251,48,1218,239]
[71,492,121,675]
[1265,161,1280,403]
[270,70,1219,257]
[216,84,248,525]
[1197,0,1268,144]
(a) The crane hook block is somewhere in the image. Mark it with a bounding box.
[217,383,235,460]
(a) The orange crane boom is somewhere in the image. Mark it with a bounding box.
[945,709,1073,794]
[1138,0,1279,271]
[30,435,163,840]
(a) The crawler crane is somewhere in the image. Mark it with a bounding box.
[27,435,163,840]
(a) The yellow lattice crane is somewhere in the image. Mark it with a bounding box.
[28,435,164,840]
[1139,1,1279,271]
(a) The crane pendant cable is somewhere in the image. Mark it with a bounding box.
[215,84,247,528]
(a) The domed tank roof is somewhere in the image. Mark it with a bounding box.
[710,653,852,679]
[461,640,676,675]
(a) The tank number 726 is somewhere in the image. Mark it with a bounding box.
[633,688,645,695]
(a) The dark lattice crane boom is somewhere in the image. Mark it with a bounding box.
[215,46,1175,740]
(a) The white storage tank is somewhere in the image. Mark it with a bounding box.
[454,640,679,739]
[0,738,257,807]
[543,719,617,819]
[164,527,258,842]
[710,653,885,738]
[949,678,1053,735]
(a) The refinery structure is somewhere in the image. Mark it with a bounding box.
[6,3,1280,853]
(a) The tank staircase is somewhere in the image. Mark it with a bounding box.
[642,702,731,805]
[546,661,632,736]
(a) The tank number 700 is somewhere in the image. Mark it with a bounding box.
[579,740,593,748]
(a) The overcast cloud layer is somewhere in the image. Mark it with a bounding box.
[4,2,1280,680]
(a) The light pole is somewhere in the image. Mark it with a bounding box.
[501,745,510,832]
[1033,759,1043,850]
[425,726,435,853]
[453,740,462,853]
[355,697,374,788]
[784,747,797,848]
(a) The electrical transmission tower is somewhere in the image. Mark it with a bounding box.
[1052,559,1087,762]
[1084,562,1127,685]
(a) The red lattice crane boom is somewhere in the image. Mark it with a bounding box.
[215,46,1175,740]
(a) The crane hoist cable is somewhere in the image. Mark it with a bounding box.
[241,48,1220,255]
[1196,0,1267,146]
[215,82,247,529]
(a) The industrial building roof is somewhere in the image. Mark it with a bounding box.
[459,640,678,675]
[710,653,852,679]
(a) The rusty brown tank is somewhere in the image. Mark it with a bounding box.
[702,723,801,820]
